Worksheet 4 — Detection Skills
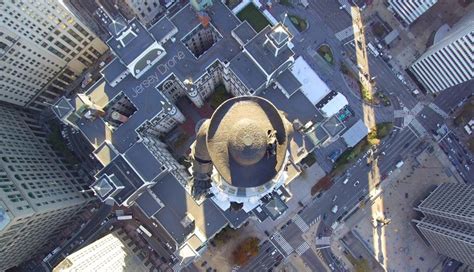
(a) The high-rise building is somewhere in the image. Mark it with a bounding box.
[53,227,154,271]
[413,183,473,266]
[388,0,438,26]
[0,0,108,112]
[0,105,93,270]
[124,0,163,25]
[410,11,474,93]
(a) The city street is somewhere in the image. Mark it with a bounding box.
[238,240,283,272]
[439,132,473,183]
[46,204,113,268]
[266,123,422,270]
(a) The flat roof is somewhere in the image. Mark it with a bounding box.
[94,141,118,166]
[244,26,294,76]
[260,85,320,124]
[229,52,266,91]
[148,16,177,42]
[342,119,369,147]
[276,69,301,96]
[124,142,164,182]
[318,92,348,117]
[232,21,257,45]
[95,155,145,205]
[106,18,155,65]
[151,173,227,244]
[135,189,163,217]
[290,56,330,105]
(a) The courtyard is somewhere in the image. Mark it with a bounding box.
[237,3,270,32]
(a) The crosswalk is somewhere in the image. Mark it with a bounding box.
[293,214,309,232]
[271,232,293,256]
[335,25,354,41]
[295,241,311,256]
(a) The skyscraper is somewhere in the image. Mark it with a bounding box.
[410,11,474,93]
[388,0,438,26]
[0,105,92,270]
[53,228,154,271]
[0,0,108,111]
[124,0,163,25]
[413,183,473,266]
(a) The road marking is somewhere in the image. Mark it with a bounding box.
[293,214,310,232]
[295,241,311,256]
[271,232,293,256]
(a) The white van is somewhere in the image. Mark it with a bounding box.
[331,205,338,214]
[343,178,349,184]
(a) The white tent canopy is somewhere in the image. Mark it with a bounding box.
[320,92,349,117]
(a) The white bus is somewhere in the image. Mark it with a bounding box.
[117,215,132,221]
[367,43,380,57]
[138,225,152,237]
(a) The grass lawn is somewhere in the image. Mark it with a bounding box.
[368,122,393,145]
[289,15,307,32]
[317,44,334,64]
[237,4,270,33]
[358,81,373,103]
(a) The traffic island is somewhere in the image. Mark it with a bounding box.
[289,15,308,32]
[316,44,334,65]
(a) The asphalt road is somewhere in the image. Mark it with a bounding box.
[269,125,421,271]
[418,106,473,184]
[343,41,418,110]
[239,240,284,272]
[439,132,473,184]
[433,80,473,114]
[307,0,353,33]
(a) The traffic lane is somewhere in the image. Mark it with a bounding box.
[321,248,345,271]
[439,136,473,183]
[417,106,445,133]
[301,249,329,272]
[433,80,473,113]
[48,204,112,266]
[328,129,420,220]
[343,43,417,109]
[241,241,283,272]
[308,0,352,33]
[281,223,306,248]
[302,128,417,225]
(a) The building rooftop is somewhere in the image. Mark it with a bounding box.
[124,142,164,182]
[342,119,369,147]
[244,25,294,76]
[206,97,291,188]
[106,18,156,65]
[148,16,177,42]
[135,189,163,218]
[232,21,257,45]
[150,173,227,244]
[93,155,145,205]
[229,52,267,91]
[276,69,302,96]
[290,56,330,105]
